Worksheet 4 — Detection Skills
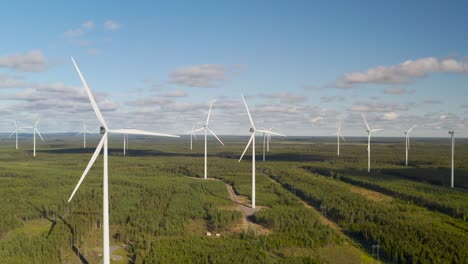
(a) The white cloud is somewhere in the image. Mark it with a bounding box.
[104,20,121,31]
[65,20,95,37]
[383,112,398,120]
[161,90,188,97]
[0,74,26,88]
[350,101,409,113]
[259,92,306,103]
[337,57,468,87]
[0,50,48,72]
[170,64,226,88]
[320,95,345,103]
[383,87,406,95]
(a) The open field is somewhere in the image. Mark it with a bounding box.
[0,134,467,263]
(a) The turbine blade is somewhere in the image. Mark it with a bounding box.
[239,134,254,162]
[76,131,83,136]
[207,127,224,145]
[9,130,16,138]
[71,57,108,130]
[190,127,205,133]
[241,94,256,129]
[361,113,370,131]
[206,102,213,126]
[34,119,40,127]
[109,129,179,138]
[68,135,106,202]
[36,129,44,142]
[407,125,417,133]
[340,133,345,142]
[256,129,286,137]
[371,128,383,132]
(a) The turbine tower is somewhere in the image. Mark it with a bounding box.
[122,122,129,156]
[404,125,417,166]
[335,120,345,156]
[449,130,455,188]
[68,57,179,264]
[239,94,285,208]
[190,102,224,179]
[32,120,44,157]
[262,127,285,161]
[186,125,199,150]
[362,114,383,173]
[76,120,93,148]
[9,121,25,149]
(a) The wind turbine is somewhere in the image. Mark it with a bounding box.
[9,121,25,149]
[335,120,345,156]
[362,114,383,173]
[76,120,93,148]
[67,57,179,264]
[122,122,129,156]
[186,125,198,150]
[262,127,285,161]
[190,102,224,179]
[32,120,44,157]
[266,128,272,152]
[449,130,455,188]
[239,95,285,208]
[404,125,417,166]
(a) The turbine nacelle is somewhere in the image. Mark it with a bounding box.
[100,126,106,134]
[449,130,455,135]
[250,127,255,133]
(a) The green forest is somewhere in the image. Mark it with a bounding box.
[0,135,466,263]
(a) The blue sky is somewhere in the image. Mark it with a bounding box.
[0,1,467,137]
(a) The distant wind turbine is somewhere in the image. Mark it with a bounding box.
[262,127,285,161]
[67,57,179,264]
[362,114,383,173]
[32,120,44,157]
[9,121,25,150]
[190,102,224,179]
[186,125,199,150]
[76,120,93,148]
[335,120,345,156]
[239,94,285,208]
[449,130,455,188]
[404,125,417,166]
[123,122,129,156]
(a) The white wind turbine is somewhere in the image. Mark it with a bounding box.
[334,120,345,156]
[404,125,417,166]
[190,102,224,179]
[449,130,455,188]
[186,125,198,150]
[239,95,285,208]
[266,128,272,152]
[362,114,383,173]
[123,122,129,156]
[67,57,179,264]
[262,127,285,161]
[32,120,44,157]
[9,121,26,150]
[76,120,93,148]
